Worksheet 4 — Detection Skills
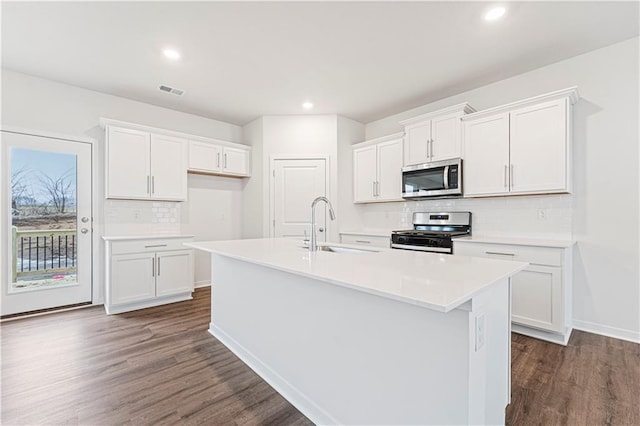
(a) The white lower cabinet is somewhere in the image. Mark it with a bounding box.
[104,236,194,314]
[340,233,390,248]
[454,239,573,345]
[511,265,562,333]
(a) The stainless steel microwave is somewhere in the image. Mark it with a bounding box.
[402,158,463,199]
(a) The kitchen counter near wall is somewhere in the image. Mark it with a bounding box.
[456,235,575,248]
[346,195,573,242]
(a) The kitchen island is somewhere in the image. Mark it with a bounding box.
[186,238,527,425]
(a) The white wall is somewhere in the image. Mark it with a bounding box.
[1,69,245,299]
[241,117,264,238]
[359,37,640,341]
[337,116,365,232]
[257,115,340,242]
[182,174,244,286]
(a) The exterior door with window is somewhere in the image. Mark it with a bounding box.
[1,130,92,316]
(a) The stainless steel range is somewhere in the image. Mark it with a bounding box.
[391,212,472,254]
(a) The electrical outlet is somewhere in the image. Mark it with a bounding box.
[537,209,547,221]
[475,314,486,352]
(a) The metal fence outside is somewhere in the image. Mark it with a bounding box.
[12,227,77,282]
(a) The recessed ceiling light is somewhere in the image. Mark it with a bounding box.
[302,101,314,110]
[485,7,506,21]
[163,49,181,60]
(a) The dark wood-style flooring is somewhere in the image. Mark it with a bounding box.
[2,287,638,425]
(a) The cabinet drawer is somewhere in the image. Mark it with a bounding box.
[340,234,390,249]
[454,242,563,266]
[110,238,193,255]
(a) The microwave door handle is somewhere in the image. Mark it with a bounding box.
[443,165,450,189]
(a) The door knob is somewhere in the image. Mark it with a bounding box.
[81,228,89,234]
[81,217,89,223]
[318,227,324,232]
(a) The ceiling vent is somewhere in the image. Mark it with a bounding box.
[159,85,185,96]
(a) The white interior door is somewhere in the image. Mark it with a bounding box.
[272,158,327,239]
[1,130,93,316]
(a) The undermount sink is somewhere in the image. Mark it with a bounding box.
[302,245,379,254]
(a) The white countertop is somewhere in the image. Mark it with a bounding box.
[102,234,194,241]
[455,235,575,248]
[186,238,527,313]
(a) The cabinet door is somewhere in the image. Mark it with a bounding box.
[150,134,187,201]
[353,145,378,202]
[189,141,221,173]
[376,139,403,201]
[430,112,462,162]
[463,113,510,196]
[155,250,193,297]
[106,127,150,199]
[110,253,156,305]
[223,147,250,176]
[511,265,563,333]
[510,99,568,194]
[404,122,431,166]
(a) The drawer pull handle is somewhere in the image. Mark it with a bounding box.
[355,240,371,244]
[151,257,155,277]
[145,244,168,248]
[485,251,515,256]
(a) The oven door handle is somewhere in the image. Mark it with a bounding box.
[391,243,451,253]
[443,165,450,189]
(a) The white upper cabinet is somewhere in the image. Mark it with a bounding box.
[509,99,568,194]
[150,134,188,200]
[462,87,578,198]
[462,113,511,196]
[353,133,403,203]
[377,139,403,200]
[221,146,250,176]
[353,145,378,203]
[187,141,250,177]
[106,127,150,199]
[102,118,251,201]
[188,140,222,173]
[106,126,187,201]
[400,103,475,166]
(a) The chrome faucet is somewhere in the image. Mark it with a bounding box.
[309,196,336,252]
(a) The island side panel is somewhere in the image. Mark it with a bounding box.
[466,277,511,426]
[209,254,480,425]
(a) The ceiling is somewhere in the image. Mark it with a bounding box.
[2,1,638,126]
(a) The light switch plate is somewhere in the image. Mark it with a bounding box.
[475,314,486,352]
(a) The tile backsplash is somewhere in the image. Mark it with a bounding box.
[350,194,572,240]
[104,199,181,236]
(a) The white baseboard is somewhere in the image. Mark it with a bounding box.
[572,319,640,344]
[512,324,572,346]
[194,281,211,288]
[104,293,192,315]
[209,324,337,425]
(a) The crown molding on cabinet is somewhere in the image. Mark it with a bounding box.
[99,117,249,150]
[399,103,476,127]
[461,87,580,122]
[353,132,405,149]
